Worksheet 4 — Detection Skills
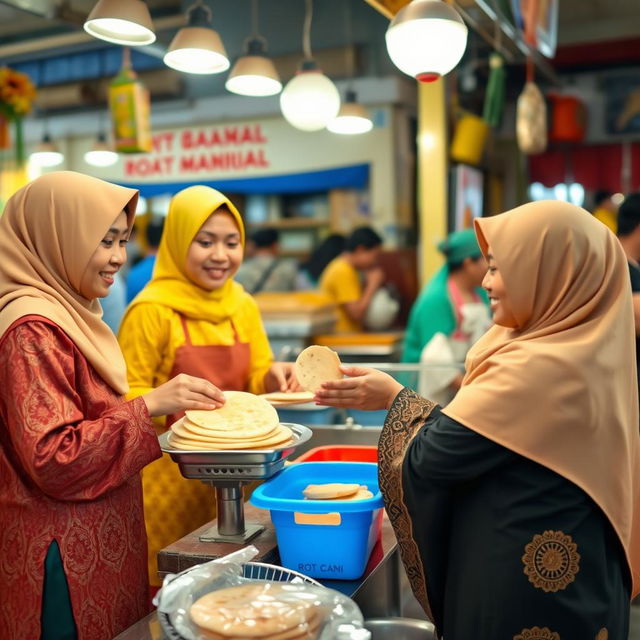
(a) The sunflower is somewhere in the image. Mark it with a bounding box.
[0,67,36,116]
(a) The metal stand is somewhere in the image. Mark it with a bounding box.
[198,482,265,543]
[158,424,312,546]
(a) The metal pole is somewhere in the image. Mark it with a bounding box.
[216,484,245,536]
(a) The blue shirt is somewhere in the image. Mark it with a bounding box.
[126,255,156,303]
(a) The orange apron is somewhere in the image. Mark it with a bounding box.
[143,315,251,586]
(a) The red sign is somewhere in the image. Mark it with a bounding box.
[123,123,270,178]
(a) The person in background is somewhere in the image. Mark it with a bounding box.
[319,226,384,332]
[234,227,298,294]
[402,229,490,401]
[296,233,346,290]
[100,270,127,334]
[315,201,639,639]
[127,217,165,303]
[118,186,299,589]
[592,188,618,233]
[0,172,223,640]
[616,192,640,388]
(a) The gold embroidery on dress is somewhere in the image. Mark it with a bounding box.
[596,629,608,640]
[513,626,560,640]
[521,530,581,592]
[378,388,437,623]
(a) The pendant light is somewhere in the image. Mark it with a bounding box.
[85,133,119,168]
[226,0,281,97]
[83,0,156,46]
[328,90,373,134]
[385,0,468,82]
[30,128,64,168]
[164,0,229,75]
[279,0,340,132]
[327,1,372,135]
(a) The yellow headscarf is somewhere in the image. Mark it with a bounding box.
[127,185,249,321]
[0,171,138,394]
[443,200,640,596]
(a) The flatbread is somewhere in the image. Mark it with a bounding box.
[260,391,315,404]
[167,424,294,451]
[302,483,360,500]
[185,391,279,433]
[190,584,316,638]
[294,346,342,393]
[174,417,279,441]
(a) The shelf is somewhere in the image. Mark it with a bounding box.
[248,218,330,230]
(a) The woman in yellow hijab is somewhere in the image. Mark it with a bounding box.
[315,201,640,639]
[119,185,298,587]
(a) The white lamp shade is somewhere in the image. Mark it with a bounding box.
[84,144,119,167]
[164,27,229,74]
[30,138,64,167]
[327,101,373,135]
[385,0,468,82]
[226,55,282,96]
[84,0,156,46]
[280,70,341,131]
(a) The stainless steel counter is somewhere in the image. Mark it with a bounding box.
[115,424,426,639]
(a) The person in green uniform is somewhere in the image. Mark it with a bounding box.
[402,229,490,401]
[315,201,640,640]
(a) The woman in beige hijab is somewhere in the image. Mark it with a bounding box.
[316,201,640,639]
[0,172,224,640]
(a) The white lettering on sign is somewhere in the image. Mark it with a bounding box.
[123,124,270,179]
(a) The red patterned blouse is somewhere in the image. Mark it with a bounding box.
[0,316,162,639]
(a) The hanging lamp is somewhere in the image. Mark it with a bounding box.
[327,1,372,135]
[279,0,340,131]
[385,0,468,82]
[85,132,119,168]
[30,133,64,168]
[83,0,156,46]
[328,90,373,134]
[226,0,281,96]
[164,0,229,74]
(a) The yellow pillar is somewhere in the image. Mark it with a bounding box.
[417,78,448,287]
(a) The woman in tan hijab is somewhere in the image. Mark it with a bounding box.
[316,201,640,639]
[0,172,224,640]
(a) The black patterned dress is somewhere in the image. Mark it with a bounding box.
[378,388,630,640]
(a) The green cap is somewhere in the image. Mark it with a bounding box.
[437,229,482,265]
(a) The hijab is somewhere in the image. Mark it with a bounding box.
[0,171,138,394]
[126,185,248,322]
[443,200,640,595]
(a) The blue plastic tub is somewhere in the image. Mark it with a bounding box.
[276,403,337,426]
[347,409,388,427]
[250,462,383,580]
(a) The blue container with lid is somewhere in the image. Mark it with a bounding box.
[250,462,383,580]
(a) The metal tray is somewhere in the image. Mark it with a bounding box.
[158,423,312,481]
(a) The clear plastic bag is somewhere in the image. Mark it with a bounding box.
[155,546,371,640]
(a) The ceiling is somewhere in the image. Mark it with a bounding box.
[0,0,638,116]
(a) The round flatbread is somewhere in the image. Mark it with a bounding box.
[294,346,342,393]
[174,417,279,442]
[167,424,294,451]
[190,584,316,638]
[185,391,279,434]
[198,613,320,640]
[302,483,360,500]
[260,391,315,405]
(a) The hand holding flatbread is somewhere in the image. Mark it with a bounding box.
[294,346,342,393]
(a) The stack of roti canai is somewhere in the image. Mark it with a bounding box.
[167,391,294,451]
[259,391,314,407]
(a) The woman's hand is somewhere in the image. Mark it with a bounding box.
[142,373,225,417]
[264,362,302,393]
[314,366,404,411]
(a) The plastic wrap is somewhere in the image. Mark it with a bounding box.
[155,546,371,640]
